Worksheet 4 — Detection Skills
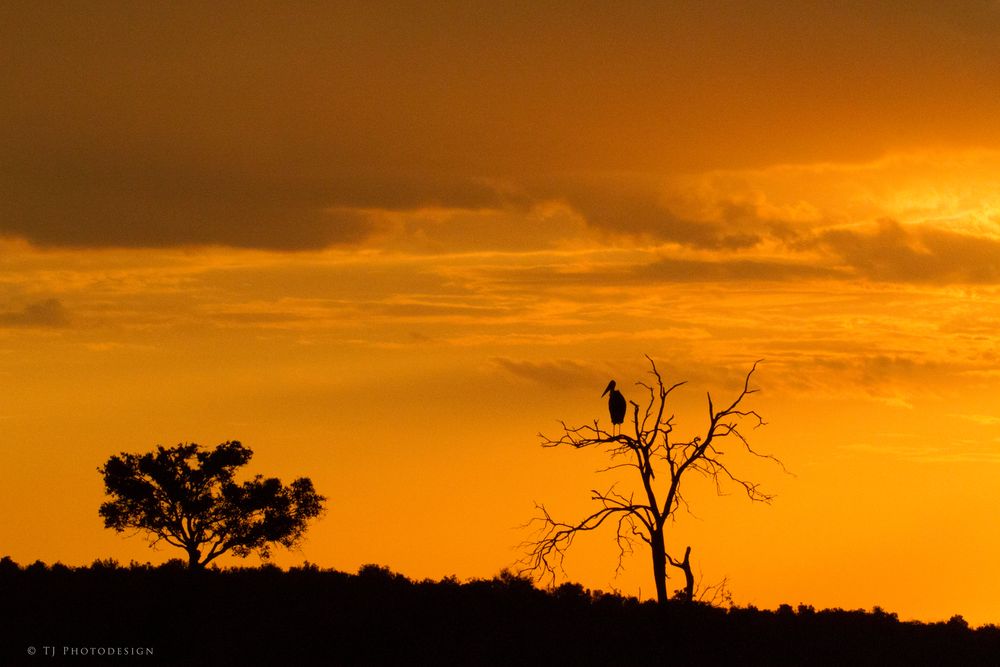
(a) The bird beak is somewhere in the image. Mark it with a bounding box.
[601,381,614,397]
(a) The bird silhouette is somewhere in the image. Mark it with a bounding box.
[602,380,627,435]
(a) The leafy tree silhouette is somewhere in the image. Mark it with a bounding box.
[98,441,325,569]
[522,357,784,604]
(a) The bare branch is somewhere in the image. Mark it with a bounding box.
[519,500,644,585]
[696,574,734,608]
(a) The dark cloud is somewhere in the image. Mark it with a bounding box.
[0,151,477,249]
[1,138,787,251]
[0,299,70,328]
[7,4,1000,250]
[492,358,604,389]
[810,352,971,396]
[553,186,764,250]
[817,219,1000,284]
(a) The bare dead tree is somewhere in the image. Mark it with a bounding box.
[521,356,783,605]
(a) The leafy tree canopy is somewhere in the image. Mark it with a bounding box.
[99,441,325,569]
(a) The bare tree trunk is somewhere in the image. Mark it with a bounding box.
[668,546,695,603]
[681,548,694,602]
[187,546,202,570]
[650,527,668,604]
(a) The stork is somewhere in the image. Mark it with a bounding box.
[602,380,627,436]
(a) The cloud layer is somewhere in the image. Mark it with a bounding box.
[7,3,1000,258]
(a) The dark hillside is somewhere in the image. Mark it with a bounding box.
[1,558,997,666]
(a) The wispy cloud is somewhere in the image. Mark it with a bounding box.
[814,219,1000,284]
[492,358,605,389]
[0,299,69,328]
[840,441,1000,465]
[950,413,1000,427]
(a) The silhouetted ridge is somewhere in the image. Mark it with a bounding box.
[1,557,997,666]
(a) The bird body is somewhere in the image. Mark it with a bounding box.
[602,380,627,432]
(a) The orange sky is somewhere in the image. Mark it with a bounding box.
[3,2,1000,624]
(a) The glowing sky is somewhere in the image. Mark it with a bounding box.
[4,2,1000,624]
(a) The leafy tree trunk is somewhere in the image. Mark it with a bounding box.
[187,546,202,570]
[650,527,668,604]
